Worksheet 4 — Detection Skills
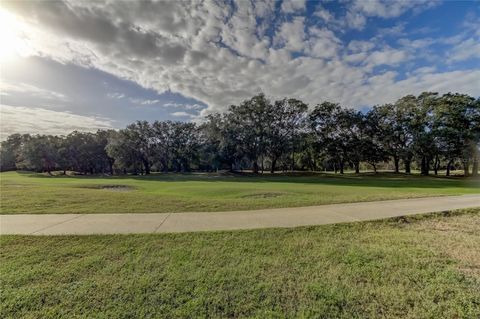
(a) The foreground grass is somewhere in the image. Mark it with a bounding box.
[1,209,479,318]
[1,171,479,214]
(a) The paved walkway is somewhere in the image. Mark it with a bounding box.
[1,195,479,235]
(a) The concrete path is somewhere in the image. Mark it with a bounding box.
[1,195,479,235]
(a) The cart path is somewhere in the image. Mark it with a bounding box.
[1,195,479,235]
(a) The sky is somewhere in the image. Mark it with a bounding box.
[0,0,479,139]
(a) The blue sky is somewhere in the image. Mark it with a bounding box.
[0,0,479,138]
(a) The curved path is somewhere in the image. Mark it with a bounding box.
[1,195,479,235]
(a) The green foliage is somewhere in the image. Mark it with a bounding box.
[1,92,479,176]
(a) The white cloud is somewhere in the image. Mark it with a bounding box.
[281,0,306,13]
[0,104,113,139]
[164,102,203,110]
[0,81,69,102]
[306,27,342,59]
[129,98,160,105]
[106,92,125,99]
[171,111,195,118]
[364,47,409,68]
[350,0,436,19]
[343,69,480,107]
[413,66,437,74]
[447,38,480,62]
[274,17,305,52]
[345,10,367,30]
[347,40,375,53]
[397,38,433,50]
[0,0,477,119]
[343,0,437,30]
[314,5,334,23]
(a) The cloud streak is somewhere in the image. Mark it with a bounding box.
[0,104,114,139]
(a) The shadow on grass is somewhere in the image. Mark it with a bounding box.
[11,170,480,190]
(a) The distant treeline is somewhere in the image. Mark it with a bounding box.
[1,92,479,176]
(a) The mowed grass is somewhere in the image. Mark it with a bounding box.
[1,209,479,318]
[0,171,479,214]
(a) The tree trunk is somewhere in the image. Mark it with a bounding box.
[433,155,440,175]
[463,161,470,177]
[253,160,259,174]
[446,159,453,176]
[393,156,399,173]
[143,160,150,175]
[420,156,430,176]
[405,159,411,174]
[176,161,182,173]
[354,162,360,174]
[109,161,114,175]
[270,158,277,174]
[339,161,344,174]
[291,151,295,171]
[473,154,479,176]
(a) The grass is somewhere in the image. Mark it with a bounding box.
[0,171,479,214]
[1,209,479,318]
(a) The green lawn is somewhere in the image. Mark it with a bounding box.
[1,171,479,214]
[1,209,479,318]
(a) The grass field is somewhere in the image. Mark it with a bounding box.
[1,171,479,214]
[1,209,479,318]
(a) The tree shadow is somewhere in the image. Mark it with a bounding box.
[11,170,480,190]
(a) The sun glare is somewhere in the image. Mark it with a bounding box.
[0,8,32,62]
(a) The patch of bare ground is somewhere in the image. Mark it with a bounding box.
[77,184,135,192]
[241,192,287,199]
[412,211,480,278]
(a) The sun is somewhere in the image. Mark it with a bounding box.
[0,8,31,62]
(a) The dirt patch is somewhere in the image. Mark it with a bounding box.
[241,192,286,199]
[412,212,480,279]
[77,184,135,192]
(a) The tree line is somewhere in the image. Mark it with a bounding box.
[1,92,479,176]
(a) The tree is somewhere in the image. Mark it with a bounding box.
[200,114,237,171]
[390,96,417,173]
[370,104,404,173]
[2,92,478,177]
[228,94,271,173]
[22,135,59,173]
[278,98,308,171]
[170,122,199,172]
[0,134,30,171]
[340,108,364,173]
[124,121,155,174]
[106,130,142,174]
[433,93,479,176]
[310,102,347,173]
[363,111,389,173]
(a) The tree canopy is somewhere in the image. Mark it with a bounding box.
[1,92,479,176]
